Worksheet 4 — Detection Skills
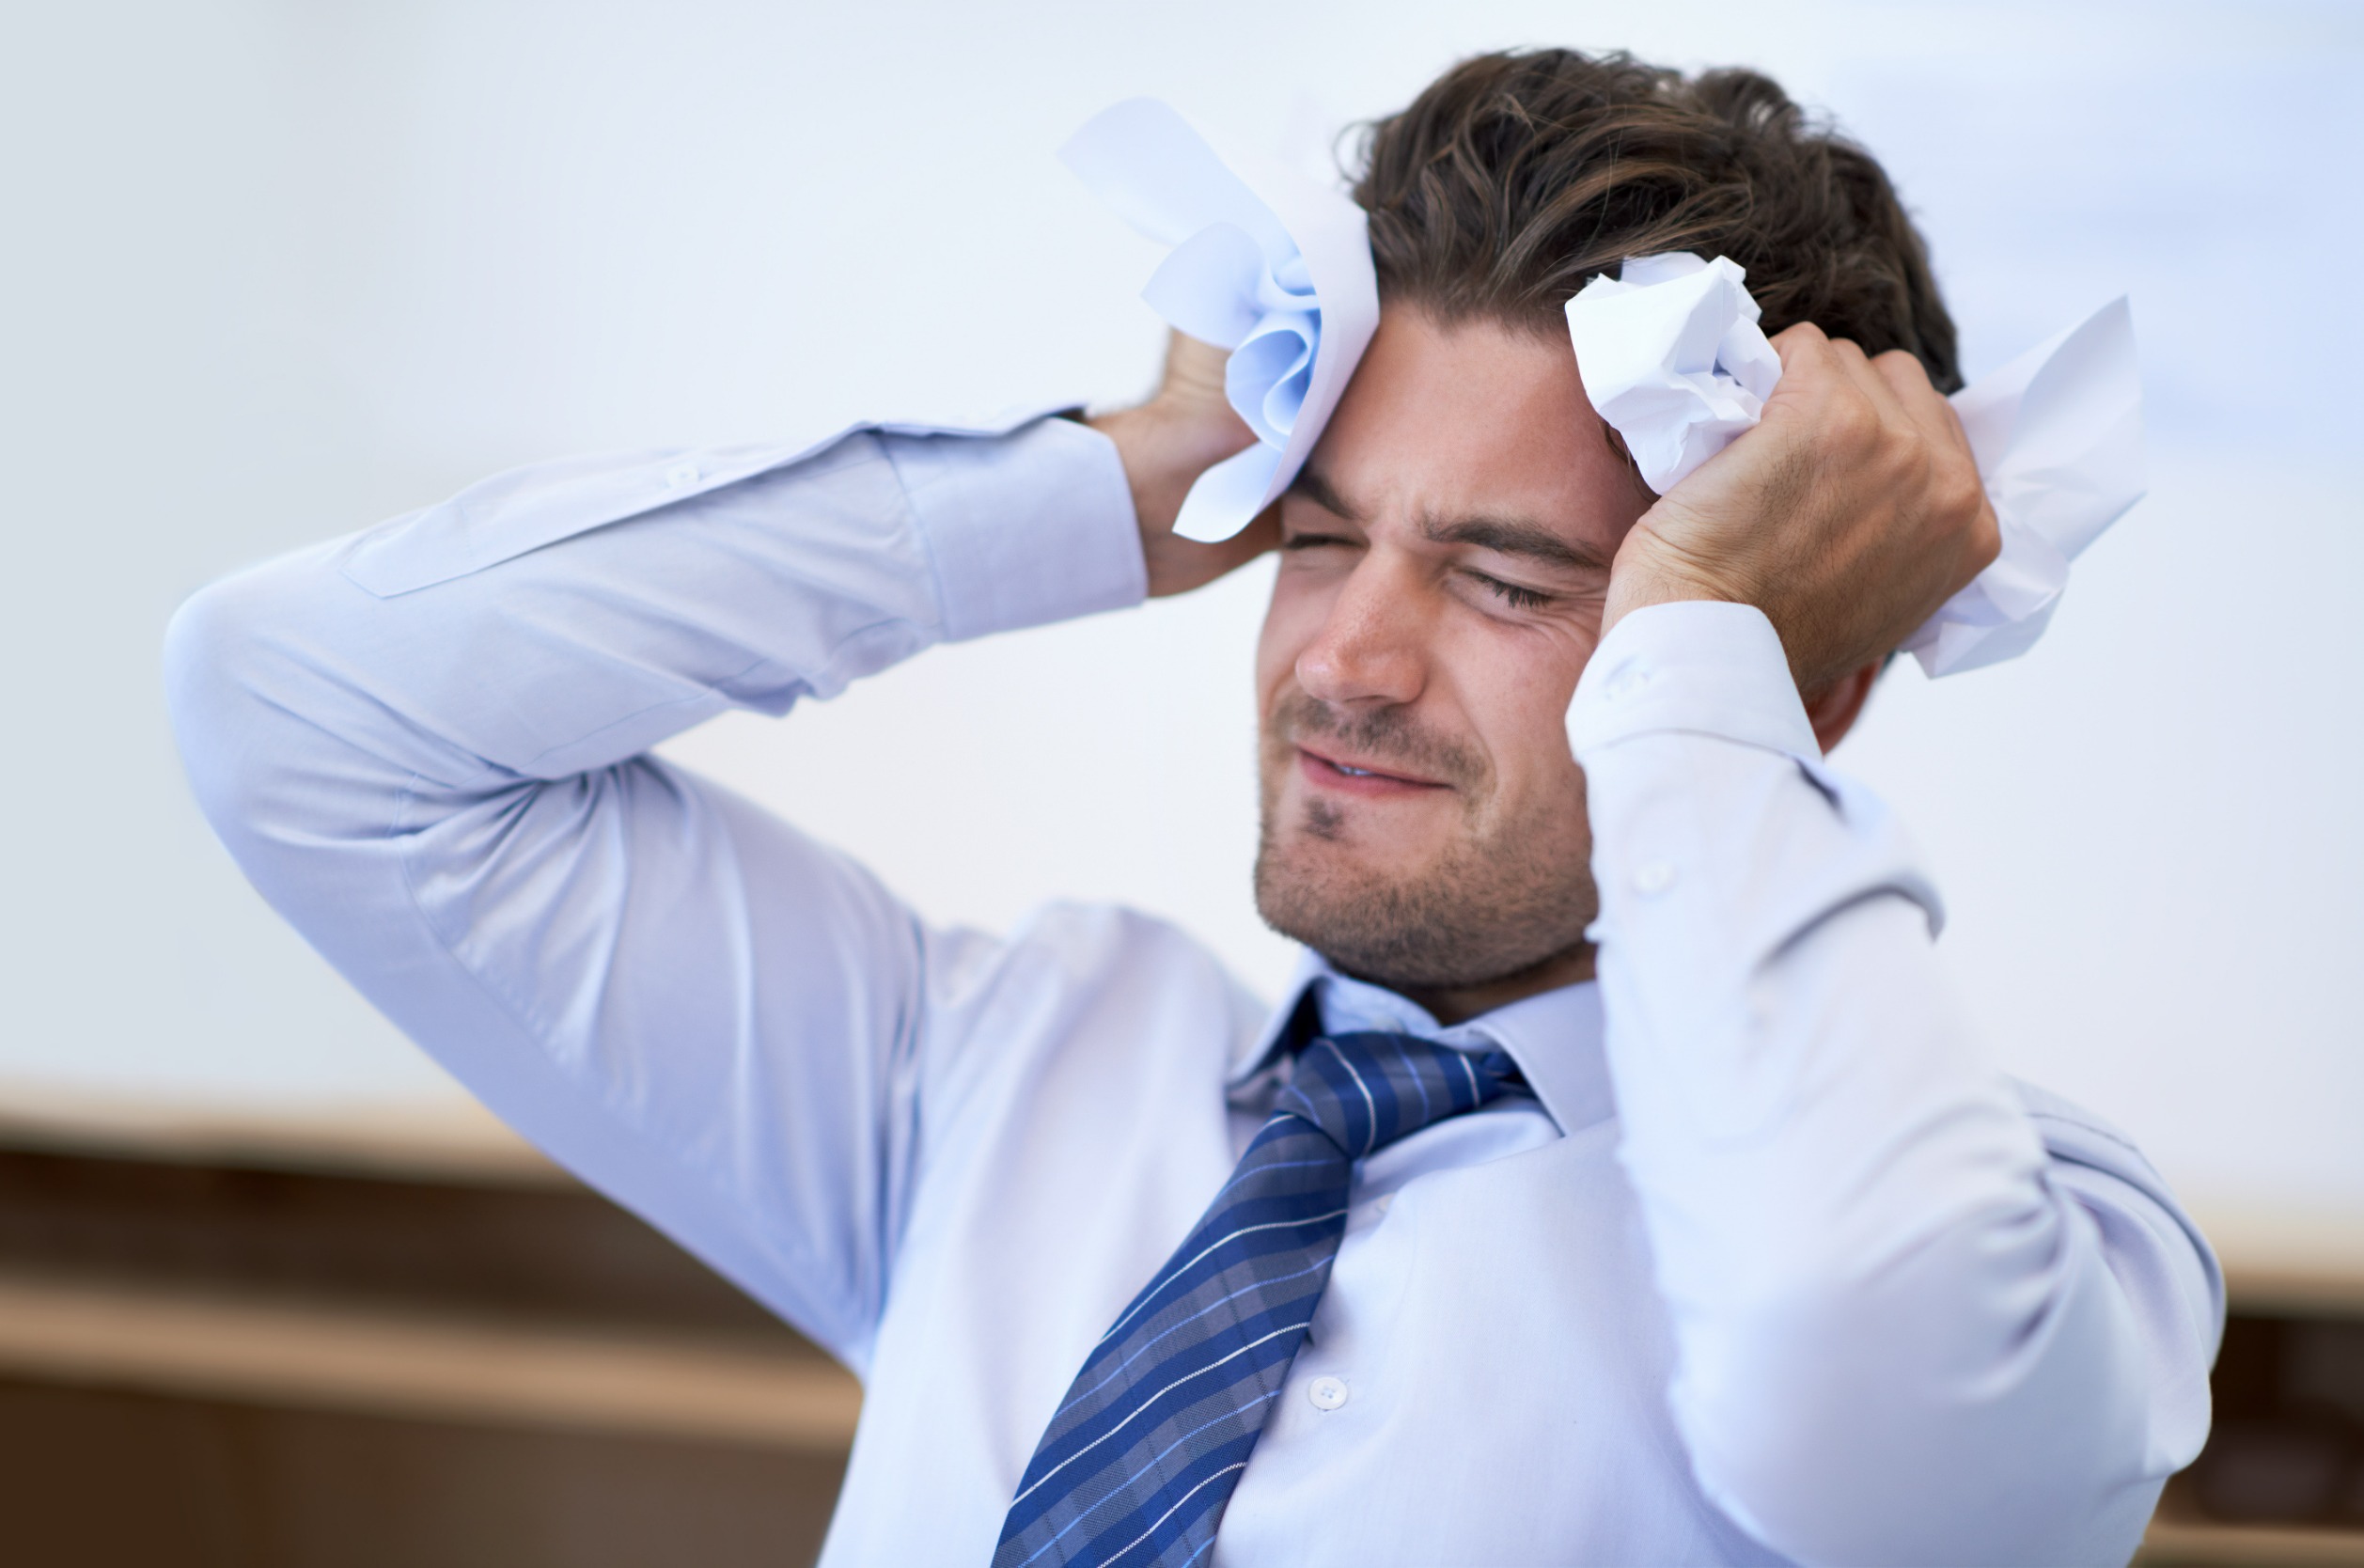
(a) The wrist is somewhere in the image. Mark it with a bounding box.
[1088,401,1254,539]
[1089,400,1274,599]
[1601,525,1756,643]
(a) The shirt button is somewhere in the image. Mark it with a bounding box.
[1308,1375,1349,1411]
[1634,860,1677,895]
[665,461,701,490]
[1605,661,1652,701]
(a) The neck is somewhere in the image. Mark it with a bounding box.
[1388,941,1597,1027]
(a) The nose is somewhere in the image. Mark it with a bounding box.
[1295,552,1430,709]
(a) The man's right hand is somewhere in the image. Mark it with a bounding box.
[1600,323,1999,697]
[1090,332,1280,598]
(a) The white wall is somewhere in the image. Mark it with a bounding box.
[3,0,2357,1238]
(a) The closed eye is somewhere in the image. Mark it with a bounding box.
[1465,571,1555,610]
[1282,531,1360,553]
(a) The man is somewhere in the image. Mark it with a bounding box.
[166,49,2216,1567]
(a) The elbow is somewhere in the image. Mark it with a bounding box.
[1672,1211,2161,1564]
[164,571,263,833]
[162,556,339,854]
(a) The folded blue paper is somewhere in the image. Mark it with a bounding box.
[1062,99,1379,542]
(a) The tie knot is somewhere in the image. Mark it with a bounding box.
[1276,1031,1516,1159]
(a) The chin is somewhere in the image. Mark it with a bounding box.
[1251,820,1597,995]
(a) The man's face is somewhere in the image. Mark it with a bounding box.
[1253,307,1654,997]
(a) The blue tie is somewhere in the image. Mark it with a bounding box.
[992,1029,1520,1568]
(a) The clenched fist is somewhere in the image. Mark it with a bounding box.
[1605,323,1999,698]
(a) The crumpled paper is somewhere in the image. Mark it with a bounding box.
[1562,253,1784,494]
[1565,254,2146,677]
[1898,300,2145,674]
[1061,99,1379,543]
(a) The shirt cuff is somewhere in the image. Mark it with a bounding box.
[1567,601,1818,762]
[885,416,1148,643]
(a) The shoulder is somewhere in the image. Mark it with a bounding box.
[916,899,1271,1092]
[925,900,1259,1012]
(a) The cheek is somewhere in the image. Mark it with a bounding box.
[1487,717,1588,827]
[1448,626,1592,811]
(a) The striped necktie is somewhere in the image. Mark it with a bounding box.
[992,1029,1520,1568]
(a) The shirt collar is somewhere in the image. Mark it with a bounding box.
[1229,949,1615,1137]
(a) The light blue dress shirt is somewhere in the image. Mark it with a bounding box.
[164,410,2220,1566]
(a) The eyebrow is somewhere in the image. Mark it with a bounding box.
[1421,516,1610,574]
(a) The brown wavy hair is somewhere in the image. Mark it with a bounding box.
[1351,50,1961,392]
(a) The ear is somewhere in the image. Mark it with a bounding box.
[1804,658,1885,755]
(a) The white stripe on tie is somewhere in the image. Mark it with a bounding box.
[1098,1462,1250,1567]
[1018,1389,1282,1568]
[1319,1038,1382,1156]
[1391,1036,1435,1121]
[1058,1258,1331,1420]
[1010,1322,1310,1509]
[1094,1210,1349,1347]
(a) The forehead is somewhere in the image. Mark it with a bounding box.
[1300,306,1645,545]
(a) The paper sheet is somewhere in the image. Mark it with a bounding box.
[1565,255,2146,677]
[1898,299,2146,675]
[1062,99,1379,543]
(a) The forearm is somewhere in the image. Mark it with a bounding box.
[195,416,1137,785]
[167,413,1146,931]
[1573,603,2213,1564]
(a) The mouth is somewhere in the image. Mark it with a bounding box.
[1295,744,1451,799]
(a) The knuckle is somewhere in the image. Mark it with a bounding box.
[1828,394,1881,452]
[1957,513,2001,577]
[1874,347,1932,387]
[1969,493,2002,565]
[1941,451,1986,516]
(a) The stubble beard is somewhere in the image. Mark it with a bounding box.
[1251,694,1598,993]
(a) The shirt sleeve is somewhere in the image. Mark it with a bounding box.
[163,412,1147,1373]
[1568,601,2222,1567]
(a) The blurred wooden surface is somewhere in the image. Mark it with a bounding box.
[2194,1202,2364,1318]
[0,1122,853,1566]
[0,1080,565,1188]
[0,1379,849,1568]
[0,1272,858,1450]
[2140,1517,2364,1566]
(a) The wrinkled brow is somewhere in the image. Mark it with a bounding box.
[1288,465,1612,573]
[1285,465,1358,521]
[1421,516,1610,574]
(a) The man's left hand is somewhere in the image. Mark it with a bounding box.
[1600,323,1998,696]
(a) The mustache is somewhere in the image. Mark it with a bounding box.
[1269,690,1485,789]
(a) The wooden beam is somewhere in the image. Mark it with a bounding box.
[0,1081,569,1189]
[2140,1518,2364,1566]
[0,1271,860,1451]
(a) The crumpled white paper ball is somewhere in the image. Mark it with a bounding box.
[1563,253,1784,494]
